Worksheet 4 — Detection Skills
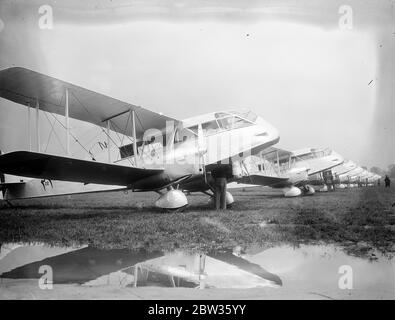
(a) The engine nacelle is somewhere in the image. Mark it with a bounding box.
[283,186,302,197]
[155,190,188,210]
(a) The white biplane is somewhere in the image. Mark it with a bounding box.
[0,67,280,210]
[338,166,365,187]
[331,160,358,188]
[231,147,344,196]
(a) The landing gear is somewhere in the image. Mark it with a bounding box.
[208,190,234,208]
[302,185,315,196]
[155,189,188,211]
[283,186,302,197]
[225,191,234,206]
[319,185,328,192]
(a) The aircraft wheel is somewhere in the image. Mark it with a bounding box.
[155,189,188,211]
[283,186,302,197]
[208,191,234,207]
[303,185,315,196]
[319,185,328,192]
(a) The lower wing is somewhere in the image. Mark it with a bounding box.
[0,151,163,187]
[234,174,290,188]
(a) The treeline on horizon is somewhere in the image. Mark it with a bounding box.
[370,165,395,178]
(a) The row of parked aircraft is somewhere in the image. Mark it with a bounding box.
[0,67,381,210]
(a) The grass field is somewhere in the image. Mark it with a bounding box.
[0,186,394,257]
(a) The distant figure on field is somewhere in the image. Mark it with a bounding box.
[377,179,381,186]
[384,175,391,187]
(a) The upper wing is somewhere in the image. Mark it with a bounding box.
[0,67,179,138]
[0,151,162,186]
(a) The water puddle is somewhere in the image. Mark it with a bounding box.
[0,242,394,296]
[244,244,395,297]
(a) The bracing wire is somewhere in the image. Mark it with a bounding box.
[48,112,95,159]
[70,90,135,149]
[43,111,67,154]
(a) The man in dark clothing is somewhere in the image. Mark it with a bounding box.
[384,175,391,187]
[214,177,227,210]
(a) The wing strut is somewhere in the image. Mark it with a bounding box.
[35,100,40,152]
[27,102,32,151]
[65,88,70,156]
[132,109,138,167]
[106,120,111,163]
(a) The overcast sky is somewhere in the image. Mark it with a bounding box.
[0,0,393,169]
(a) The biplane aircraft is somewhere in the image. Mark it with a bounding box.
[0,67,280,210]
[331,160,358,188]
[231,147,344,196]
[343,167,380,187]
[357,170,377,187]
[338,166,365,187]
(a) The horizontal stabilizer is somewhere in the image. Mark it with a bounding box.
[0,151,162,186]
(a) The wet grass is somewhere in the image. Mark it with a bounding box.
[0,186,394,257]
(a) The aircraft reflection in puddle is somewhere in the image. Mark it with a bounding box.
[0,243,282,289]
[131,251,281,289]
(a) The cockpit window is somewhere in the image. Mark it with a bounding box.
[181,111,255,139]
[216,114,252,130]
[216,116,233,130]
[232,116,253,129]
[185,125,198,135]
[295,153,314,161]
[295,149,332,161]
[184,122,219,137]
[312,149,331,158]
[229,110,258,123]
[201,120,219,136]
